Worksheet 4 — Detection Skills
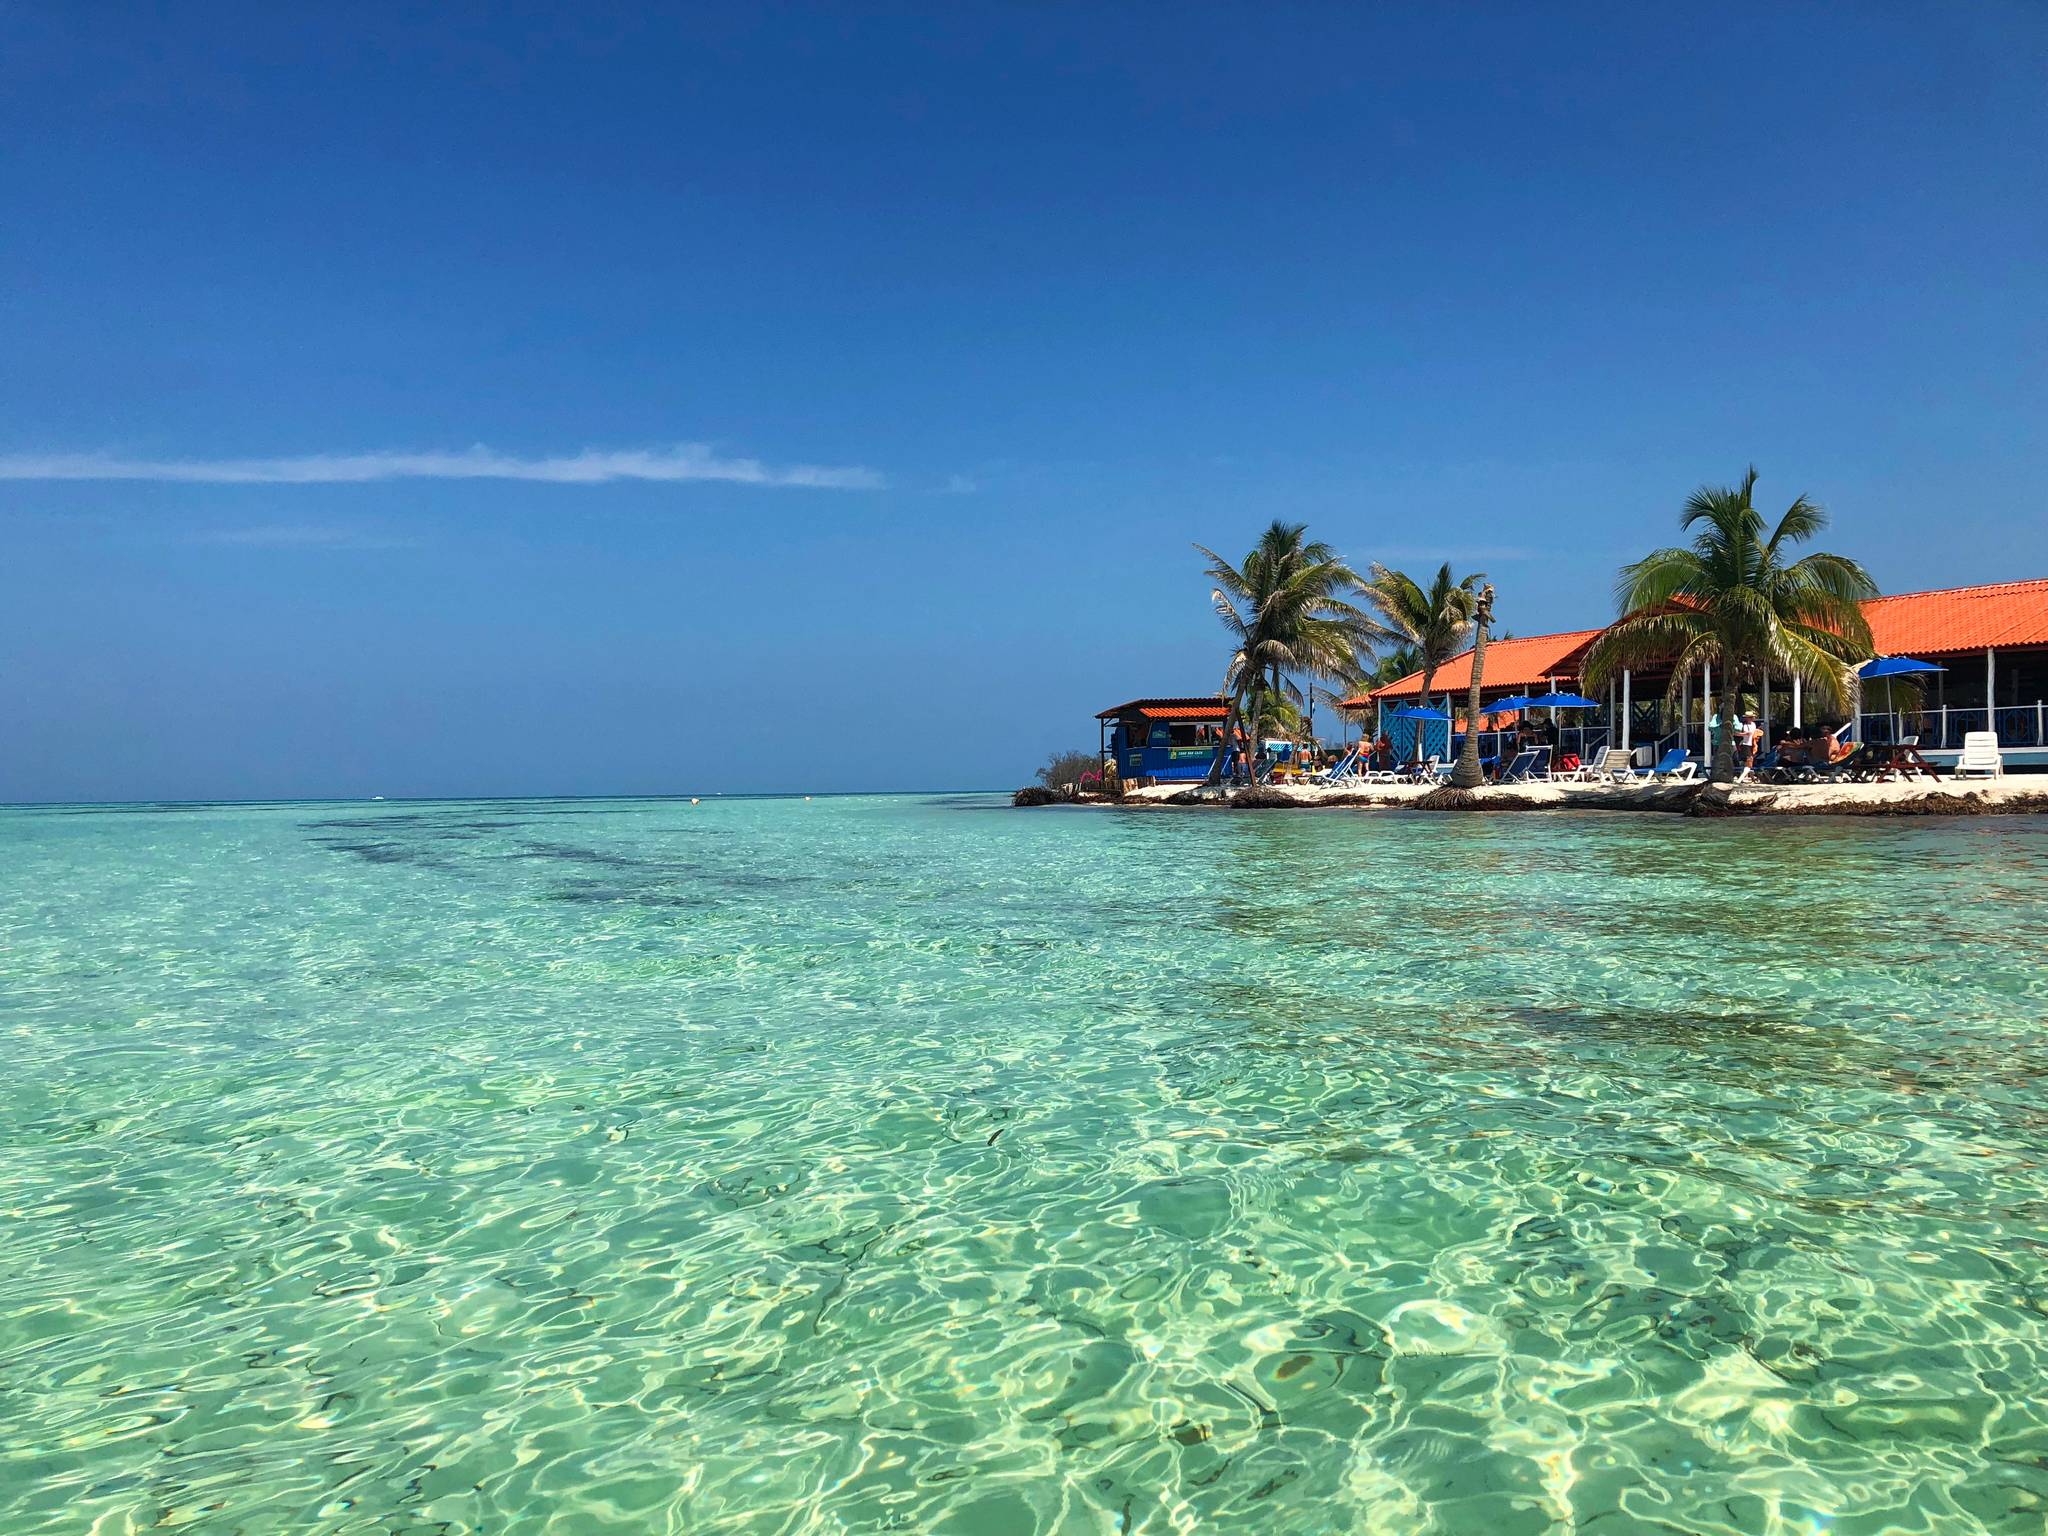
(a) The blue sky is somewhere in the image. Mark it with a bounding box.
[4,3,2044,801]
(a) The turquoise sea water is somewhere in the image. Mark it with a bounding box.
[5,794,2048,1535]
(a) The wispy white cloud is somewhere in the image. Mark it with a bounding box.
[0,443,884,490]
[189,524,419,550]
[939,473,979,495]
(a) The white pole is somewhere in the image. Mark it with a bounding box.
[1987,647,1997,735]
[1682,670,1692,757]
[1792,675,1802,728]
[1621,669,1632,753]
[1761,676,1771,751]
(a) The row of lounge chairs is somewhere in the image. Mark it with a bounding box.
[1323,731,2010,790]
[1321,745,1700,787]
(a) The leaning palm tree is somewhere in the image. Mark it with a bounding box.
[1198,522,1391,785]
[1361,563,1485,763]
[1581,467,1878,786]
[1448,583,1498,791]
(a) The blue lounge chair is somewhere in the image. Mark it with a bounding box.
[1315,745,1362,784]
[1499,747,1550,783]
[1648,748,1699,781]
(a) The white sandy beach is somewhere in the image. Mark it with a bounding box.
[1114,776,2048,815]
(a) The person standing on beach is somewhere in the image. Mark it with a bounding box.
[1736,710,1762,773]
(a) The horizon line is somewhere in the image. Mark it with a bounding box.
[0,788,1008,809]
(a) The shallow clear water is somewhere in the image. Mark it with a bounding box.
[4,795,2048,1535]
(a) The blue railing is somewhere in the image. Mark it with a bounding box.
[1856,705,2046,751]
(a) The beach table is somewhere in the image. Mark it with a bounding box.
[1857,742,1942,782]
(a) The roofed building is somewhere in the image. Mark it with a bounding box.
[1094,696,1229,783]
[1339,577,2048,770]
[1340,629,1605,704]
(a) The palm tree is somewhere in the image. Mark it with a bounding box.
[1361,563,1485,763]
[1197,522,1390,785]
[1581,467,1878,785]
[1369,644,1422,689]
[1449,583,1498,789]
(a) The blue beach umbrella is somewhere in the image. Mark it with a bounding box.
[1858,656,1946,739]
[1858,656,1945,680]
[1481,696,1535,716]
[1524,691,1602,710]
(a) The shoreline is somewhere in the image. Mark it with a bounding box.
[1050,777,2048,817]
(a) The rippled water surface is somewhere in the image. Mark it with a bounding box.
[5,794,2048,1534]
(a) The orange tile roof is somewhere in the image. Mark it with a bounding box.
[1343,629,1605,705]
[1864,578,2048,656]
[1340,579,2048,706]
[1095,695,1227,720]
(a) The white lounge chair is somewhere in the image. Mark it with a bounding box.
[1953,731,2004,779]
[1563,746,1638,784]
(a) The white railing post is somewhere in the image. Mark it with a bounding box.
[1621,669,1632,753]
[1761,676,1771,750]
[2037,700,2044,747]
[1987,648,1997,735]
[1791,675,1802,729]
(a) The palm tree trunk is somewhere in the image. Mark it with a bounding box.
[1450,622,1490,789]
[1261,663,1277,770]
[1710,663,1739,785]
[1205,698,1240,787]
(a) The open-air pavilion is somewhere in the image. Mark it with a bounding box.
[1339,578,2048,772]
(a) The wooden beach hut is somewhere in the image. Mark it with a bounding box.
[1094,697,1230,784]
